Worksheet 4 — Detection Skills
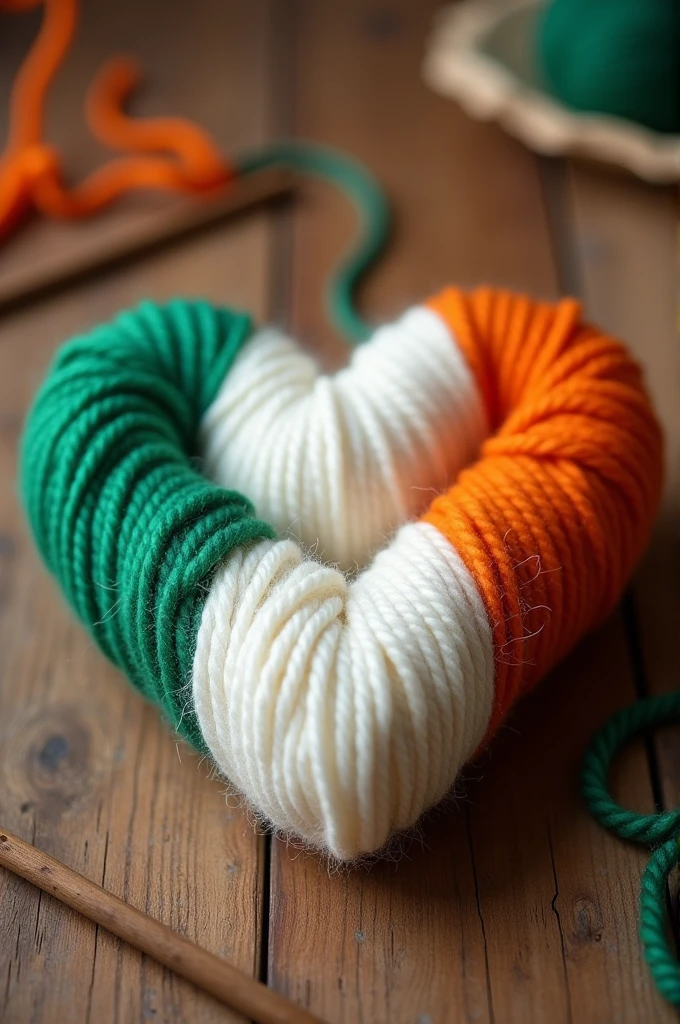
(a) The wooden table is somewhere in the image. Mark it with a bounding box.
[0,3,677,1022]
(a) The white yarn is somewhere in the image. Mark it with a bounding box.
[192,521,494,860]
[201,307,487,569]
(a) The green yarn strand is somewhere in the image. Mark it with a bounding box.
[640,839,680,1006]
[583,690,680,1007]
[20,299,274,748]
[237,142,389,344]
[582,691,680,844]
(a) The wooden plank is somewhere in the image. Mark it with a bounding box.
[0,166,296,318]
[562,166,679,706]
[558,162,680,929]
[0,2,276,1021]
[282,0,557,364]
[267,2,673,1021]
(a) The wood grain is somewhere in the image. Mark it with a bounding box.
[0,3,278,1022]
[0,166,296,317]
[267,2,674,1022]
[281,0,556,365]
[0,830,323,1024]
[555,162,680,938]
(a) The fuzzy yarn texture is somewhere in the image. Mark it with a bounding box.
[202,307,486,568]
[21,287,663,859]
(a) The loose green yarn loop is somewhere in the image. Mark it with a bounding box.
[20,299,275,749]
[237,142,390,344]
[582,691,680,1006]
[582,691,680,845]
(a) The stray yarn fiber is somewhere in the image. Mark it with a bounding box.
[21,288,663,859]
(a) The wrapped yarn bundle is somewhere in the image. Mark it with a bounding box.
[21,287,663,859]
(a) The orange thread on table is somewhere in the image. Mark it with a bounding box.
[0,0,233,244]
[424,287,663,740]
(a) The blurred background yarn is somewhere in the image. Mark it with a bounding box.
[424,0,680,182]
[539,0,680,134]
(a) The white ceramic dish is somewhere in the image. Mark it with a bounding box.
[423,0,680,184]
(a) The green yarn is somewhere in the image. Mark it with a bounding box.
[237,141,390,344]
[640,839,680,1006]
[582,691,680,1006]
[20,300,275,749]
[582,691,680,845]
[19,142,390,746]
[538,0,680,135]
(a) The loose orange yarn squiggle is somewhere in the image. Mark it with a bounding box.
[0,0,232,244]
[424,288,663,740]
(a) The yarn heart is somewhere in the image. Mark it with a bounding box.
[21,287,663,859]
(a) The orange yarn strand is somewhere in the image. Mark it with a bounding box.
[425,288,663,740]
[4,0,76,153]
[85,57,228,184]
[0,0,232,243]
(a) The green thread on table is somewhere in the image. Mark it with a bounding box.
[20,299,275,750]
[640,839,680,1005]
[582,691,680,1006]
[237,141,390,344]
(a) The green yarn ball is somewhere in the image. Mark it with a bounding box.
[538,0,680,134]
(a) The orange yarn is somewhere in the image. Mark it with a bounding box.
[424,288,663,739]
[0,0,232,244]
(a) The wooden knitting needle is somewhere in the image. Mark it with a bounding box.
[0,165,296,317]
[0,828,324,1024]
